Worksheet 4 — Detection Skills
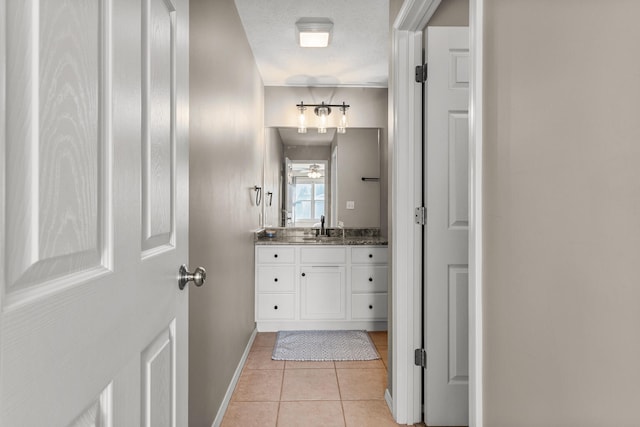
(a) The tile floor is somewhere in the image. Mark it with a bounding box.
[221,331,420,427]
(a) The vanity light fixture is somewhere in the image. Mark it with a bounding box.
[295,101,350,134]
[296,18,333,48]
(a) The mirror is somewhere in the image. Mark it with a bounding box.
[263,127,383,228]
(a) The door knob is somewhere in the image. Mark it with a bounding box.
[178,265,206,290]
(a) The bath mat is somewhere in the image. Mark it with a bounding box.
[272,330,380,361]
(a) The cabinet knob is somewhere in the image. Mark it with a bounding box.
[274,254,278,258]
[274,305,278,310]
[274,278,278,282]
[368,254,373,258]
[369,277,373,282]
[301,272,306,277]
[369,305,373,309]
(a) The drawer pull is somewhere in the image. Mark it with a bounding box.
[274,278,278,282]
[301,272,306,277]
[274,305,278,310]
[274,254,278,258]
[368,254,373,258]
[369,305,373,309]
[369,277,373,282]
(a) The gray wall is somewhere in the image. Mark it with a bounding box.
[263,128,283,227]
[484,1,640,425]
[189,0,264,425]
[337,129,381,227]
[428,0,469,26]
[284,145,331,162]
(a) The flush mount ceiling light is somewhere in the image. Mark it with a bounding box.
[296,17,333,48]
[296,101,350,134]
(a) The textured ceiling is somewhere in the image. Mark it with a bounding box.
[234,0,389,87]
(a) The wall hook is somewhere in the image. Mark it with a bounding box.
[266,191,273,207]
[253,186,262,206]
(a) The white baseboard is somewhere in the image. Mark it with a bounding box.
[211,328,258,427]
[385,388,393,415]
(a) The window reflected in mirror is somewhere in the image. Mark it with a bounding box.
[287,161,326,227]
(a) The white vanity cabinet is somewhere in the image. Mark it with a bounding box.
[255,245,388,332]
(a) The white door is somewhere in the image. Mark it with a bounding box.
[0,0,192,425]
[424,26,470,426]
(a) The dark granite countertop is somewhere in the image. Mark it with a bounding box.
[255,228,388,246]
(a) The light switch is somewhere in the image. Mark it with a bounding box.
[346,201,355,210]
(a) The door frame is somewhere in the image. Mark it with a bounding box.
[389,0,483,425]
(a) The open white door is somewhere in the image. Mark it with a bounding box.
[0,0,192,425]
[424,26,470,426]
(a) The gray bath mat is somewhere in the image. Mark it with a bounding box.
[272,330,380,361]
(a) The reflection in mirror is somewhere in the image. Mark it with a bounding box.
[285,161,327,227]
[263,127,382,229]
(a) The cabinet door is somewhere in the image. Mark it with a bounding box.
[300,267,346,319]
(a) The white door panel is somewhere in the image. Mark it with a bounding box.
[424,26,469,427]
[0,0,190,425]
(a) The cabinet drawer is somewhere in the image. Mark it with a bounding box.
[257,266,295,292]
[257,246,295,264]
[351,247,388,264]
[351,293,388,320]
[257,294,294,320]
[300,247,346,265]
[351,266,388,293]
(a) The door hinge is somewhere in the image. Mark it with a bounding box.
[415,206,426,225]
[414,348,427,368]
[415,63,427,83]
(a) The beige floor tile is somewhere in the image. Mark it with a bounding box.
[277,401,345,427]
[232,369,283,402]
[337,369,387,400]
[281,369,340,401]
[334,359,385,369]
[368,331,388,347]
[342,400,405,427]
[245,349,285,370]
[285,360,335,369]
[221,401,279,427]
[253,332,277,349]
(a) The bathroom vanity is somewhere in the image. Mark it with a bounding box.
[254,229,388,332]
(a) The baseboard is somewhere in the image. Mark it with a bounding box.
[211,328,258,427]
[385,387,393,414]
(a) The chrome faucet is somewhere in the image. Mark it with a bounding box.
[320,215,326,236]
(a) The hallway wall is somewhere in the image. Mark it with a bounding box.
[189,0,264,425]
[483,1,640,425]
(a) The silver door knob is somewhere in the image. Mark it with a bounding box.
[178,265,206,290]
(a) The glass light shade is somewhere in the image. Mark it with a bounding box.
[297,108,307,133]
[299,32,330,47]
[317,107,328,134]
[337,111,348,134]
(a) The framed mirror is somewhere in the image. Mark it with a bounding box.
[263,127,383,229]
